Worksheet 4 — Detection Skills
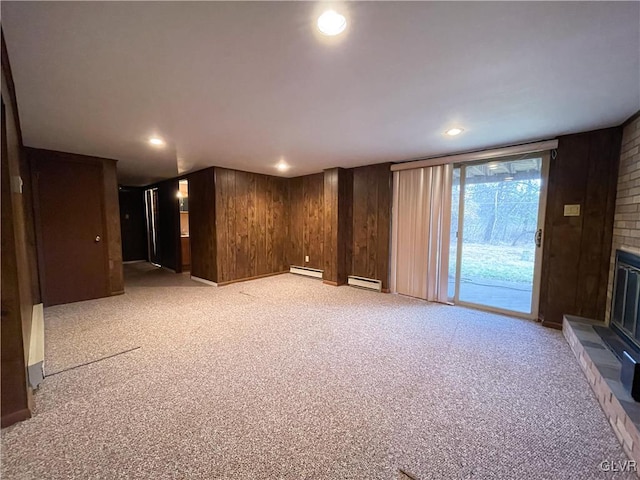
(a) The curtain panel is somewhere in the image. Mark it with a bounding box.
[391,164,452,303]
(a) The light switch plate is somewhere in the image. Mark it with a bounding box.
[305,255,310,262]
[564,204,580,217]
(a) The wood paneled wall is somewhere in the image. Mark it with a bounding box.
[1,31,34,427]
[215,168,288,284]
[119,187,148,262]
[323,168,353,285]
[288,173,324,269]
[539,127,622,327]
[352,163,392,290]
[188,168,217,283]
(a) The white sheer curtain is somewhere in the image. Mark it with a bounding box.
[390,164,453,303]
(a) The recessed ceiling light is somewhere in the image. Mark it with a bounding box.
[276,160,290,172]
[317,10,347,36]
[445,128,464,136]
[488,163,499,170]
[149,137,165,147]
[504,176,514,181]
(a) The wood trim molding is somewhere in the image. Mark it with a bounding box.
[322,280,339,286]
[541,320,563,330]
[1,408,31,428]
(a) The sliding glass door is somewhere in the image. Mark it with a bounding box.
[451,154,549,317]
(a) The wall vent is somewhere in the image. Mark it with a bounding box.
[348,275,382,292]
[290,266,323,279]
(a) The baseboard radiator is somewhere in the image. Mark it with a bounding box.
[348,275,382,292]
[290,266,323,279]
[28,303,45,389]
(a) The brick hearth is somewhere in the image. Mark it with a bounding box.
[564,315,640,475]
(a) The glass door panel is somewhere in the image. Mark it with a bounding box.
[455,156,546,316]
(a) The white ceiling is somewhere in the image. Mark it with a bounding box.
[2,1,639,186]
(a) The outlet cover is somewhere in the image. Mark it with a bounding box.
[305,255,310,262]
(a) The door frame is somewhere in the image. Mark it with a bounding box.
[452,151,550,320]
[144,187,161,267]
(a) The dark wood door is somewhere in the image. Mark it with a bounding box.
[33,158,108,306]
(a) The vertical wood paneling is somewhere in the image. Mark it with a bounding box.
[256,175,268,275]
[247,172,257,278]
[323,168,353,285]
[273,177,288,272]
[352,169,368,277]
[539,127,622,326]
[303,173,324,270]
[288,177,304,265]
[352,163,392,290]
[188,168,217,283]
[323,169,338,281]
[215,168,288,284]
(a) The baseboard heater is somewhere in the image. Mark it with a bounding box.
[348,275,382,292]
[28,303,45,389]
[290,266,323,279]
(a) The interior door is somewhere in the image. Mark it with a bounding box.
[452,153,549,318]
[33,158,108,306]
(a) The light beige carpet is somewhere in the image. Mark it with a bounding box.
[1,263,634,479]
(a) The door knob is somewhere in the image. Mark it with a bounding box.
[95,235,101,243]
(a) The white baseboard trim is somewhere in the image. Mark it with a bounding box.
[191,276,218,286]
[123,260,147,264]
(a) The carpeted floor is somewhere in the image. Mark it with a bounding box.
[1,263,635,479]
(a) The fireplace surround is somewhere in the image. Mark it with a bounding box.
[611,250,640,351]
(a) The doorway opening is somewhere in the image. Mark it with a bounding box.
[178,179,190,272]
[449,153,549,318]
[144,187,160,266]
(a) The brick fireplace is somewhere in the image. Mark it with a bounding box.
[562,115,640,473]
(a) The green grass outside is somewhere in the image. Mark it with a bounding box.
[449,243,535,284]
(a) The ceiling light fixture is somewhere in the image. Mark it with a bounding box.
[317,10,347,36]
[276,160,290,172]
[149,137,165,147]
[445,128,464,136]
